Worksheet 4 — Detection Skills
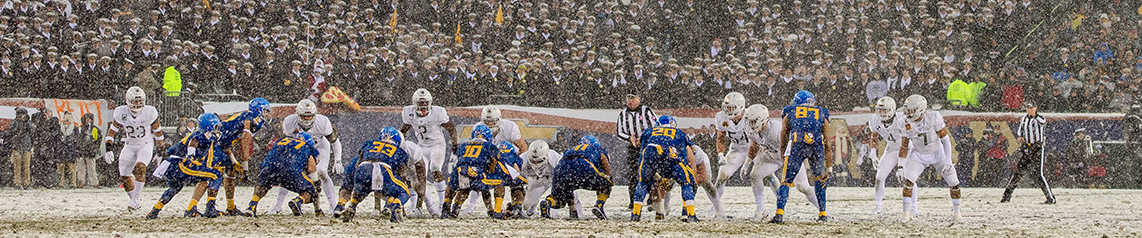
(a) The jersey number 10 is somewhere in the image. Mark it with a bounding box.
[463,145,484,158]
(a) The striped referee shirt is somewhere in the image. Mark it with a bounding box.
[1017,114,1046,144]
[617,105,657,141]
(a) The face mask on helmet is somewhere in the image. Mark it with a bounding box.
[724,104,741,117]
[299,114,315,129]
[750,117,769,131]
[129,97,145,113]
[415,100,431,116]
[875,107,895,121]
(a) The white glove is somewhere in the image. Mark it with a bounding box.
[239,161,249,172]
[152,160,171,179]
[717,152,727,166]
[104,151,115,164]
[152,155,162,165]
[333,160,345,174]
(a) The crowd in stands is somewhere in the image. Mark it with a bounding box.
[0,0,1137,113]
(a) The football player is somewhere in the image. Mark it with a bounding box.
[106,86,164,211]
[269,99,344,215]
[771,90,832,223]
[868,97,920,216]
[340,127,413,223]
[400,88,459,216]
[539,135,613,220]
[245,132,321,217]
[145,114,225,219]
[897,95,962,222]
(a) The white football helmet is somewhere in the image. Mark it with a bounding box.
[744,104,770,131]
[526,140,550,167]
[482,105,503,134]
[412,88,433,117]
[125,86,146,113]
[722,92,746,118]
[295,99,318,129]
[874,96,897,122]
[902,95,928,122]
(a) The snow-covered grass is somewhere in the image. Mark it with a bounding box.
[0,186,1136,237]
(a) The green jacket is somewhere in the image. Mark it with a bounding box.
[163,66,182,96]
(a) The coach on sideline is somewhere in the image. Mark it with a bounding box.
[616,92,657,210]
[1001,101,1056,204]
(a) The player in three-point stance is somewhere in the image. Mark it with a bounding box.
[400,88,459,216]
[709,92,749,218]
[244,132,321,217]
[439,125,503,219]
[106,86,165,211]
[897,95,963,222]
[868,96,921,216]
[339,127,413,223]
[198,98,271,217]
[269,99,344,215]
[490,140,529,219]
[145,114,225,219]
[519,140,583,218]
[539,135,613,220]
[630,115,701,222]
[771,90,832,223]
[334,131,428,218]
[742,104,819,220]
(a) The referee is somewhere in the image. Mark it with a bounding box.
[616,92,656,210]
[1001,101,1056,204]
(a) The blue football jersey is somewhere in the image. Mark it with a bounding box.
[639,126,693,162]
[166,130,213,158]
[261,137,319,172]
[218,111,264,148]
[783,104,830,144]
[498,146,523,171]
[562,143,608,165]
[455,140,500,169]
[358,139,410,171]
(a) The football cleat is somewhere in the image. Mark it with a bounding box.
[387,203,405,223]
[440,204,454,219]
[684,215,700,223]
[184,207,203,218]
[591,206,607,220]
[630,214,641,222]
[492,212,505,220]
[203,206,221,218]
[768,214,783,224]
[953,212,963,222]
[332,205,345,218]
[871,205,883,215]
[817,216,830,222]
[246,207,258,218]
[266,206,283,215]
[539,201,552,219]
[902,213,912,222]
[227,208,251,217]
[655,213,665,220]
[340,207,356,223]
[510,205,525,219]
[314,209,325,217]
[145,209,161,219]
[288,200,303,216]
[569,209,579,219]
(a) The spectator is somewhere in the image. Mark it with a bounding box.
[1065,128,1093,187]
[6,107,34,189]
[57,111,79,188]
[976,127,1008,187]
[31,108,60,188]
[75,113,101,189]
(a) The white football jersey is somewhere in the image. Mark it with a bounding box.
[282,114,335,151]
[868,112,906,150]
[714,111,751,149]
[900,111,946,155]
[112,105,159,145]
[476,119,522,145]
[520,150,562,180]
[746,119,783,151]
[401,106,450,146]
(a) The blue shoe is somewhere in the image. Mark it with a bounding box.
[288,200,303,216]
[630,214,641,222]
[184,207,202,218]
[539,201,552,219]
[439,204,453,219]
[203,206,221,218]
[685,215,700,223]
[339,207,356,223]
[768,214,784,224]
[491,211,505,220]
[245,206,258,218]
[227,208,251,217]
[591,206,607,220]
[387,203,404,223]
[332,205,345,218]
[509,204,525,219]
[145,208,161,219]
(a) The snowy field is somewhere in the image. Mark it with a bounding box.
[0,186,1137,237]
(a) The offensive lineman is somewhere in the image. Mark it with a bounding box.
[334,130,429,218]
[868,97,921,216]
[710,92,749,218]
[106,86,165,210]
[771,90,832,223]
[269,99,344,214]
[539,135,613,220]
[245,132,322,217]
[210,98,271,216]
[340,127,413,223]
[742,104,819,220]
[401,88,459,216]
[440,125,503,219]
[897,95,963,222]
